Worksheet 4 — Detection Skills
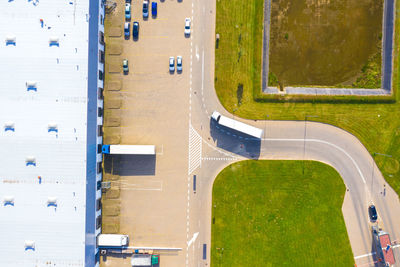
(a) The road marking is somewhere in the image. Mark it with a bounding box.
[202,157,237,161]
[354,252,376,259]
[117,180,163,191]
[187,2,195,266]
[262,138,367,184]
[187,232,199,247]
[196,45,199,61]
[189,124,202,175]
[201,49,204,96]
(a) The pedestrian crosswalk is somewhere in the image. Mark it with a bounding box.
[188,124,202,175]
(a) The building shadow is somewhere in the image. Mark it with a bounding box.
[209,119,261,159]
[104,154,156,176]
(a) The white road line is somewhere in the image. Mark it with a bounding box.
[187,232,199,247]
[262,138,367,184]
[202,157,237,161]
[187,2,195,266]
[201,49,204,96]
[354,252,376,259]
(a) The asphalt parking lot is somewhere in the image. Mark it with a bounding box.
[101,0,193,266]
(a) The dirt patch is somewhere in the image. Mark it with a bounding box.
[102,216,120,233]
[104,99,122,109]
[108,26,122,38]
[103,134,121,145]
[105,80,122,91]
[104,173,121,181]
[269,0,383,87]
[102,200,121,216]
[104,188,121,199]
[107,44,123,55]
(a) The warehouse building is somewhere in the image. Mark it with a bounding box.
[0,0,105,266]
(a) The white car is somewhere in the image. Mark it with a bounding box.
[125,3,131,20]
[177,56,182,72]
[184,18,191,36]
[169,57,175,72]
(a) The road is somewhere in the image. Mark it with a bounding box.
[188,0,400,266]
[102,0,400,266]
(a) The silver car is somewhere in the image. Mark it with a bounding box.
[169,57,175,72]
[177,56,182,72]
[184,18,191,36]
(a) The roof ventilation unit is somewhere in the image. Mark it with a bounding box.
[25,156,36,166]
[4,122,15,132]
[5,35,16,46]
[3,196,14,206]
[47,197,57,207]
[26,81,37,92]
[48,123,58,133]
[49,36,59,47]
[24,240,35,250]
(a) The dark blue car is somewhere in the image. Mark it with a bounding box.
[151,2,157,17]
[368,205,378,222]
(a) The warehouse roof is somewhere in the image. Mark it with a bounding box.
[0,0,91,265]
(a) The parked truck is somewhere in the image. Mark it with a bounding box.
[131,254,159,267]
[211,111,263,139]
[102,145,155,155]
[97,234,129,247]
[372,226,395,266]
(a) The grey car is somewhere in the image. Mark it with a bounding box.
[169,57,175,72]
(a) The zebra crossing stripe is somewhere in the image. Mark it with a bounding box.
[188,125,202,175]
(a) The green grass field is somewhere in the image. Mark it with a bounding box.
[211,160,354,266]
[215,0,400,194]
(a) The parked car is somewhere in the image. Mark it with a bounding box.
[184,17,191,36]
[169,57,175,72]
[133,21,139,39]
[177,56,182,72]
[368,204,378,222]
[123,59,129,73]
[124,22,130,39]
[151,1,157,17]
[143,0,149,18]
[125,3,131,20]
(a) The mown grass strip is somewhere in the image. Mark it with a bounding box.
[211,160,354,267]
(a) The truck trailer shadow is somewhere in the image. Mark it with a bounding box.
[104,154,156,176]
[209,120,261,159]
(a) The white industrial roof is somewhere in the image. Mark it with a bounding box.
[0,0,90,266]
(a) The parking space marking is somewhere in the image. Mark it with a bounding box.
[117,179,163,191]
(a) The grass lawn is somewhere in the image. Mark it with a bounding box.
[215,0,400,194]
[211,160,354,267]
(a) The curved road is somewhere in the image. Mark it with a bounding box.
[185,0,400,266]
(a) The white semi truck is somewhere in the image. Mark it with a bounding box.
[102,145,155,155]
[211,111,263,139]
[97,234,129,247]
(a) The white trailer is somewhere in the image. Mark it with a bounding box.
[102,145,156,155]
[211,111,263,139]
[97,234,129,247]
